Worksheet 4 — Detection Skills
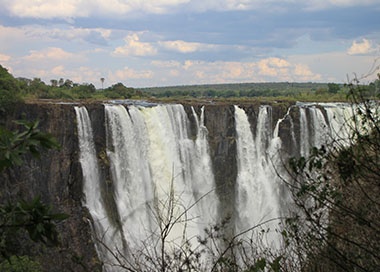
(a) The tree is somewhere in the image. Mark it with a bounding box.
[50,79,58,87]
[100,77,105,90]
[327,83,340,94]
[0,65,22,114]
[282,75,380,271]
[58,78,64,87]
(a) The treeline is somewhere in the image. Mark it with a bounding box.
[0,65,145,109]
[1,64,379,107]
[140,81,380,101]
[17,77,144,100]
[140,82,341,99]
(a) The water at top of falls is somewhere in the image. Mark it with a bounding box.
[106,99,158,107]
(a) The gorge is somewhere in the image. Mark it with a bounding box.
[1,101,353,271]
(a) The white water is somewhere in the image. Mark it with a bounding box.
[299,103,354,156]
[234,105,282,250]
[75,107,123,271]
[99,104,219,268]
[75,102,353,271]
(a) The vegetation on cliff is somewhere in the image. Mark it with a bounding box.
[0,67,68,269]
[282,75,380,271]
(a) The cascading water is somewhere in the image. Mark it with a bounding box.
[104,104,155,252]
[75,106,123,271]
[298,103,354,155]
[77,103,219,270]
[322,103,354,147]
[234,105,283,250]
[75,101,353,271]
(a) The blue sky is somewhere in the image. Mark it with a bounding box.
[0,0,379,88]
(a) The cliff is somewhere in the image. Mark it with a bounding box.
[0,100,293,271]
[0,102,101,271]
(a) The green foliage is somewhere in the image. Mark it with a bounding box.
[0,65,22,113]
[140,82,349,101]
[327,83,341,94]
[0,255,42,272]
[0,196,69,256]
[285,75,380,271]
[103,82,142,99]
[0,118,67,262]
[0,120,60,172]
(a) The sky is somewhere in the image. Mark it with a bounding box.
[0,0,379,88]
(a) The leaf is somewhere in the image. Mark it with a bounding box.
[246,258,266,272]
[269,256,282,272]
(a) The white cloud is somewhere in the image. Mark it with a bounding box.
[2,0,379,19]
[306,0,379,10]
[113,34,157,57]
[1,0,191,18]
[150,58,320,86]
[257,57,291,77]
[151,60,182,68]
[347,39,375,55]
[0,53,11,62]
[25,65,102,84]
[289,51,379,82]
[24,47,80,61]
[293,64,321,81]
[3,0,87,19]
[159,40,216,53]
[111,67,153,82]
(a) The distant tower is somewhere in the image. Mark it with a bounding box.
[100,77,105,90]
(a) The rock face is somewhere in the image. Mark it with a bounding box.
[0,102,101,271]
[0,101,293,271]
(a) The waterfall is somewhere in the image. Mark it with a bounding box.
[75,106,123,271]
[322,103,354,147]
[75,102,353,271]
[75,103,220,270]
[299,105,329,157]
[298,103,354,156]
[104,104,155,252]
[299,107,310,157]
[234,105,282,250]
[191,106,219,229]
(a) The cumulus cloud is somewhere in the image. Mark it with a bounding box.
[257,57,291,77]
[113,34,157,57]
[0,53,11,62]
[159,40,216,53]
[24,47,80,61]
[151,58,320,85]
[347,39,375,55]
[1,0,192,18]
[2,0,87,19]
[111,67,153,82]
